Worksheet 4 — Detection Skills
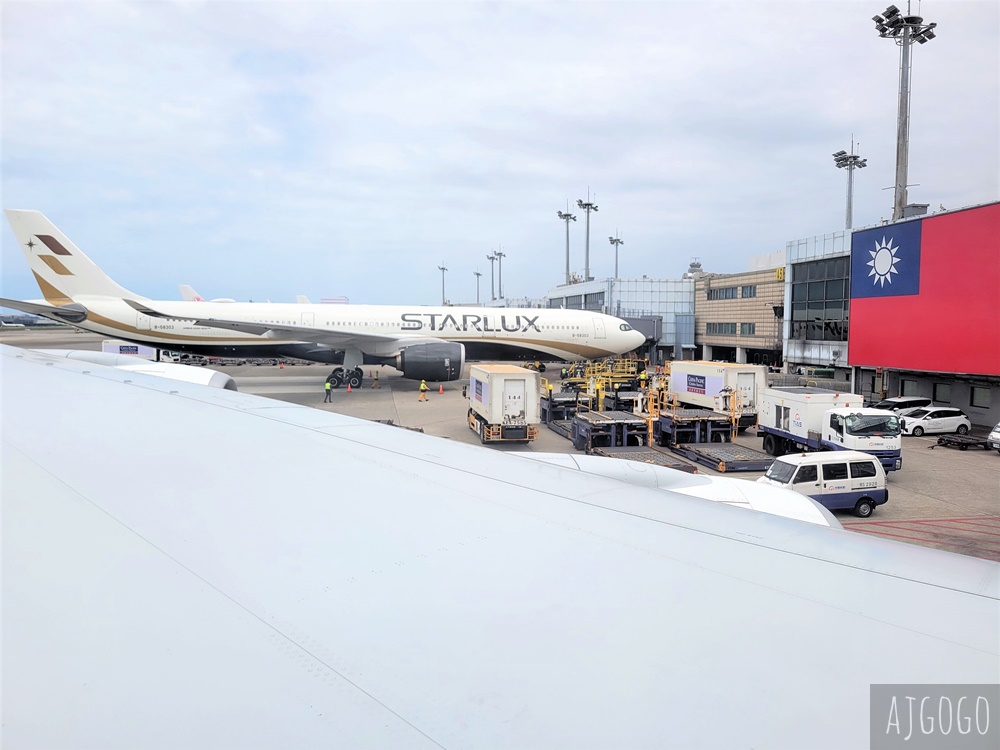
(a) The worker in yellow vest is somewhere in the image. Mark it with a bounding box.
[638,369,648,390]
[419,379,429,402]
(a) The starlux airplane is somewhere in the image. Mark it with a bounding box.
[2,210,645,385]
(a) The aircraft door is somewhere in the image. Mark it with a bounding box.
[301,312,315,326]
[137,312,151,331]
[593,317,606,339]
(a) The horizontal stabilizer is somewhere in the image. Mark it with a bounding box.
[0,297,88,324]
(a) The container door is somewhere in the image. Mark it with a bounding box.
[593,316,606,339]
[503,379,526,423]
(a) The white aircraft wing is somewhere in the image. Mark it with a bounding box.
[125,298,435,352]
[2,344,998,749]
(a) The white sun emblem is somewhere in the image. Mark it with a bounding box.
[867,236,901,287]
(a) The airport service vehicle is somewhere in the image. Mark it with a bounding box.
[988,423,1000,454]
[757,450,888,518]
[102,339,159,361]
[900,407,972,436]
[667,361,767,428]
[468,364,540,444]
[757,386,902,472]
[870,396,933,416]
[1,210,645,387]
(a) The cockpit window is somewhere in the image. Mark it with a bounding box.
[619,323,632,331]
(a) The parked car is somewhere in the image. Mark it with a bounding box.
[757,450,888,518]
[986,422,1000,454]
[871,396,934,416]
[900,408,971,436]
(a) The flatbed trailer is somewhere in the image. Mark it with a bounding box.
[547,419,575,440]
[571,410,649,453]
[668,442,775,473]
[590,445,699,474]
[540,391,582,423]
[653,408,734,446]
[929,434,991,451]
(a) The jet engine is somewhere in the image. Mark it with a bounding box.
[396,342,465,382]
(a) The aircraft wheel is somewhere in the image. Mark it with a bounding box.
[854,499,875,518]
[347,372,363,389]
[327,368,344,389]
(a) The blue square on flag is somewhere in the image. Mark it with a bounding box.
[850,221,921,298]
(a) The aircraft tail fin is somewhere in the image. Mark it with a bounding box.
[179,284,204,301]
[4,210,145,304]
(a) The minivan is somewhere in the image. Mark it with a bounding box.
[871,396,933,416]
[757,451,888,517]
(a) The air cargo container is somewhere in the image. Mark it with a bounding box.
[667,361,768,428]
[102,340,159,361]
[468,364,540,444]
[757,386,902,472]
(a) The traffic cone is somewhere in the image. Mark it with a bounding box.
[438,384,444,394]
[347,384,352,393]
[279,362,284,369]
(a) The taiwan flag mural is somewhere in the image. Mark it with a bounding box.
[848,202,1000,375]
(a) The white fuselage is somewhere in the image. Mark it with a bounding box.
[73,297,646,361]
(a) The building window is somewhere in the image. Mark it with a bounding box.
[932,383,951,403]
[740,323,756,336]
[584,292,605,310]
[789,257,849,341]
[706,322,737,335]
[741,285,757,298]
[971,386,991,409]
[707,287,738,300]
[901,379,918,396]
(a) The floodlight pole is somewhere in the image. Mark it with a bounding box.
[873,3,937,221]
[557,209,577,285]
[473,270,482,305]
[833,137,867,229]
[608,232,624,279]
[438,264,448,306]
[487,252,497,300]
[576,193,598,281]
[495,248,506,299]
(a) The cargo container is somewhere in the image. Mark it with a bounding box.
[757,386,902,472]
[468,364,540,443]
[102,340,159,361]
[667,361,768,427]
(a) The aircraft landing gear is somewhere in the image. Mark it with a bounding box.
[327,367,345,388]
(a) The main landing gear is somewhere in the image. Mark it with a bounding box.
[327,366,364,389]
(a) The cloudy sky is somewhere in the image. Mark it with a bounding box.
[2,0,997,307]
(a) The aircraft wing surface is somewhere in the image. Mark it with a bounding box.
[2,345,998,749]
[125,299,433,352]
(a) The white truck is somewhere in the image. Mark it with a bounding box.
[102,339,160,361]
[468,364,540,444]
[667,361,767,428]
[757,386,902,472]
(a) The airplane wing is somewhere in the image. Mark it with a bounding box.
[124,298,433,352]
[3,344,998,749]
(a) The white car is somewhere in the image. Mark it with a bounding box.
[900,407,972,436]
[871,396,934,416]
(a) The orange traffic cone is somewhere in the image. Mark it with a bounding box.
[438,384,444,394]
[347,384,352,393]
[279,361,284,369]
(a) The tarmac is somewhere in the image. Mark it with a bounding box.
[4,328,999,561]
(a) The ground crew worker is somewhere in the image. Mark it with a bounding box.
[324,379,333,402]
[372,370,381,388]
[638,369,648,389]
[419,379,429,401]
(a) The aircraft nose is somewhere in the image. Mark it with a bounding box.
[629,329,645,349]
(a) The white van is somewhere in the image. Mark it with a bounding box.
[987,422,1000,454]
[757,451,888,518]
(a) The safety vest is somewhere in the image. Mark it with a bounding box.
[325,381,331,391]
[420,382,428,391]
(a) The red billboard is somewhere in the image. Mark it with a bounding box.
[848,202,1000,375]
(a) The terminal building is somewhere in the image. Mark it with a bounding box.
[530,200,999,427]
